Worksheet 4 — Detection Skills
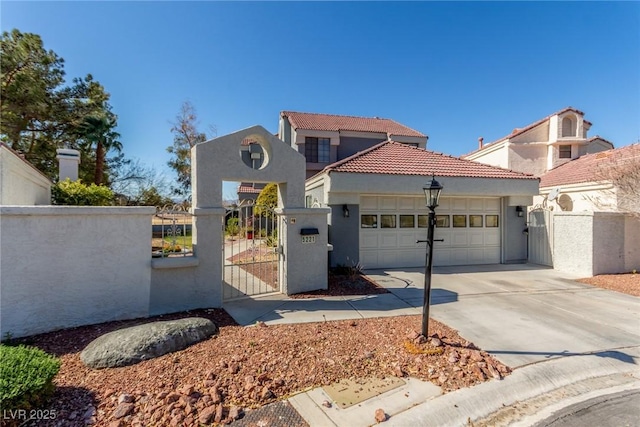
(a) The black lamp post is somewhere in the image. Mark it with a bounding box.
[421,176,443,337]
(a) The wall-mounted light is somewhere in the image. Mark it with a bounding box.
[342,204,350,218]
[516,206,524,217]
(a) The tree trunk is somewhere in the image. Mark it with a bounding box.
[94,140,104,185]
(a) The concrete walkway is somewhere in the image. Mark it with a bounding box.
[223,264,640,426]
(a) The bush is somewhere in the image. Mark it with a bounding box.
[0,345,60,411]
[52,178,114,206]
[226,218,239,237]
[265,229,278,247]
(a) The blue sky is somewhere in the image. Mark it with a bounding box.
[2,1,639,199]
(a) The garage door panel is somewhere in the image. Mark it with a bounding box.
[360,251,378,269]
[361,234,378,249]
[438,198,451,210]
[451,232,468,246]
[452,199,467,211]
[485,198,500,211]
[398,233,418,248]
[484,247,501,263]
[399,198,415,210]
[468,231,485,246]
[361,196,378,210]
[468,199,484,211]
[380,197,397,210]
[380,234,398,248]
[451,249,469,264]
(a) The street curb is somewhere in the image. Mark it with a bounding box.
[386,347,640,427]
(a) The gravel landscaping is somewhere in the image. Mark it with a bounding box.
[577,272,640,297]
[10,307,509,427]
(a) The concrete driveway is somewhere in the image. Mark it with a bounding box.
[365,264,640,368]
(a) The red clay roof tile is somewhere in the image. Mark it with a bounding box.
[322,141,536,180]
[281,111,425,137]
[540,143,640,188]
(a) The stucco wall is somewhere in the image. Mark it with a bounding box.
[465,142,509,169]
[552,211,637,277]
[328,204,360,268]
[509,144,548,176]
[0,206,154,338]
[337,136,386,159]
[0,145,52,205]
[503,204,528,262]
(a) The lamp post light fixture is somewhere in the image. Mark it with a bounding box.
[421,176,443,337]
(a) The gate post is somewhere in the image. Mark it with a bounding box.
[276,207,330,295]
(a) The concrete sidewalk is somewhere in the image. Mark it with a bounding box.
[223,264,640,426]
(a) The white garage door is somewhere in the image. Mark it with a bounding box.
[359,196,501,268]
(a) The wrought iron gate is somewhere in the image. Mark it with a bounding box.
[223,204,280,300]
[528,208,553,267]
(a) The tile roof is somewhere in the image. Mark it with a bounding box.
[281,111,425,137]
[238,184,264,194]
[464,106,586,158]
[540,143,640,188]
[322,141,536,180]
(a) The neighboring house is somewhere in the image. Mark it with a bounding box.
[279,111,427,179]
[0,143,52,205]
[538,143,640,213]
[306,141,538,269]
[463,107,614,177]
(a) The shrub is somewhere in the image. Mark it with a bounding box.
[52,178,114,206]
[0,345,60,411]
[265,229,278,247]
[226,218,239,237]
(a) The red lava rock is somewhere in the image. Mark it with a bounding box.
[118,393,134,404]
[322,400,332,408]
[214,403,224,423]
[364,350,374,359]
[199,405,217,424]
[103,389,116,399]
[228,362,240,374]
[165,392,181,403]
[178,384,195,395]
[406,331,420,341]
[260,386,274,400]
[393,365,405,377]
[448,351,459,364]
[472,364,486,380]
[244,375,256,391]
[228,406,242,420]
[470,350,484,362]
[210,387,222,404]
[429,337,442,347]
[256,321,267,327]
[413,335,428,345]
[112,402,135,419]
[375,408,387,423]
[108,421,123,427]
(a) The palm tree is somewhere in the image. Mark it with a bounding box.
[76,113,122,185]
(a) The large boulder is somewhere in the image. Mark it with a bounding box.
[80,317,218,369]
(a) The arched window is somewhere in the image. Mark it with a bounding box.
[562,116,575,137]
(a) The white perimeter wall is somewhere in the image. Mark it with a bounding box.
[0,206,154,338]
[553,212,640,277]
[0,145,52,205]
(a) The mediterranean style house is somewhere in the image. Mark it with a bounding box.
[278,111,428,179]
[238,111,427,202]
[462,107,614,177]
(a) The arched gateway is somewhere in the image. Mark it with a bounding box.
[191,125,329,305]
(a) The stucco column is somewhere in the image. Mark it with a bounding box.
[56,148,81,181]
[276,208,330,295]
[191,207,226,307]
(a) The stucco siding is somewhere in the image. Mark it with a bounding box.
[553,213,594,276]
[328,204,360,268]
[512,122,550,144]
[337,136,386,160]
[0,206,154,338]
[503,203,528,262]
[624,216,640,272]
[465,143,509,169]
[509,144,548,176]
[0,145,52,205]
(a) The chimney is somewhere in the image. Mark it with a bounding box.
[478,137,484,149]
[56,148,81,181]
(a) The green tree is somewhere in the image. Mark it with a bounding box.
[0,29,65,150]
[254,183,278,218]
[75,111,122,185]
[167,101,211,196]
